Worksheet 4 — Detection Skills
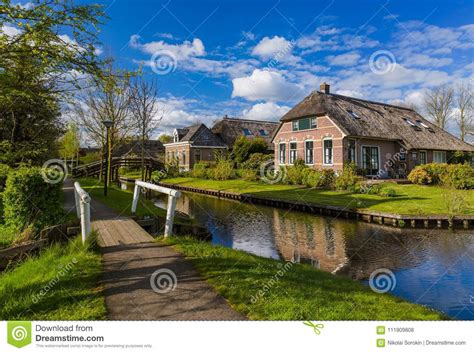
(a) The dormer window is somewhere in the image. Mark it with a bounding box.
[416,120,430,129]
[173,130,179,142]
[258,129,268,136]
[347,110,360,119]
[404,118,415,127]
[243,128,253,136]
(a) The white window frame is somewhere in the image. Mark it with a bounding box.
[323,138,333,166]
[305,140,314,165]
[433,150,446,164]
[361,145,381,176]
[289,142,297,165]
[279,143,286,164]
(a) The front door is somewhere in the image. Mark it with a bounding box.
[419,151,427,165]
[362,146,380,176]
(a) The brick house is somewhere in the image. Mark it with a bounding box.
[271,83,474,177]
[164,124,227,171]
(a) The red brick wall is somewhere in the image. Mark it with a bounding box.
[273,116,345,171]
[165,144,226,171]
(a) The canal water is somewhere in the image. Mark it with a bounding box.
[154,191,474,320]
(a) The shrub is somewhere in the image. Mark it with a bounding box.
[191,162,209,179]
[301,169,324,188]
[213,157,234,181]
[206,168,216,179]
[232,136,268,165]
[441,163,474,190]
[408,167,432,185]
[240,153,274,171]
[79,152,101,165]
[286,159,307,185]
[151,170,167,183]
[321,169,336,188]
[379,188,396,197]
[408,163,473,189]
[3,167,63,233]
[240,169,258,181]
[0,163,11,191]
[335,163,359,190]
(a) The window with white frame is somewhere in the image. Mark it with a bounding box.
[323,139,333,165]
[305,141,314,164]
[289,142,297,164]
[433,151,446,163]
[279,143,286,164]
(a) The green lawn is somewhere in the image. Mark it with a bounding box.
[163,236,445,320]
[161,177,474,216]
[0,234,105,320]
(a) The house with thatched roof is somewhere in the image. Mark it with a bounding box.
[211,116,279,151]
[272,83,474,178]
[164,123,227,170]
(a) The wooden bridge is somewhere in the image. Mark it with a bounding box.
[72,157,164,181]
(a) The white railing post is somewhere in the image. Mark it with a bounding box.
[131,180,181,237]
[131,184,141,214]
[164,195,177,238]
[74,182,92,244]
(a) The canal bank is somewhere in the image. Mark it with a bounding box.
[157,181,473,230]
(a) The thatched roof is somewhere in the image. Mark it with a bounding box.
[278,91,474,152]
[175,123,226,147]
[212,117,279,148]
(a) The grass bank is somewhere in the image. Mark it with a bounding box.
[161,177,474,216]
[0,235,105,320]
[163,236,445,320]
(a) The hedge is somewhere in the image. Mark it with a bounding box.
[0,163,10,191]
[3,167,63,233]
[408,163,474,189]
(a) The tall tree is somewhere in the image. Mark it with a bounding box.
[129,77,162,180]
[58,123,80,167]
[158,134,173,144]
[424,85,454,130]
[0,0,105,166]
[74,60,133,183]
[455,83,473,141]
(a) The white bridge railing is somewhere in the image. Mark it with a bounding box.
[131,180,181,237]
[73,182,92,244]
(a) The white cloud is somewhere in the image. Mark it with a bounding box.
[327,51,361,66]
[252,36,293,59]
[400,53,452,68]
[232,69,304,102]
[130,35,206,60]
[242,102,291,121]
[1,25,21,37]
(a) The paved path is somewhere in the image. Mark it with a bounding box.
[62,179,245,320]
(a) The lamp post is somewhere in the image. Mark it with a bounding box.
[102,119,113,196]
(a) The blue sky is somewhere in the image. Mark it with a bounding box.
[85,0,473,135]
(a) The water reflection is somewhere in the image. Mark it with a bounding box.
[154,192,474,319]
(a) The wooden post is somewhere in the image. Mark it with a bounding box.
[74,182,91,244]
[74,187,80,218]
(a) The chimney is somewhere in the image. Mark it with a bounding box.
[320,82,330,94]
